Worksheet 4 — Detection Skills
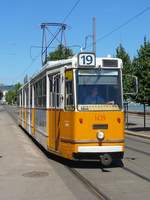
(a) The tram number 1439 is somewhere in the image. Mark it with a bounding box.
[78,52,96,67]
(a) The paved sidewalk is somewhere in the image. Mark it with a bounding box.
[125,129,150,139]
[0,106,77,200]
[125,113,150,139]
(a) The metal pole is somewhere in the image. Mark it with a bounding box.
[126,102,129,129]
[93,17,96,53]
[40,23,67,66]
[124,102,128,129]
[41,26,45,66]
[143,103,146,129]
[44,29,48,64]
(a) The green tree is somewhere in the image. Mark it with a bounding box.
[47,44,74,61]
[5,83,21,104]
[133,37,150,105]
[115,44,133,99]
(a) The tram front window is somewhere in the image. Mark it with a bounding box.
[77,69,122,109]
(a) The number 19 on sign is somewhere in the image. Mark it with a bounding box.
[78,52,96,67]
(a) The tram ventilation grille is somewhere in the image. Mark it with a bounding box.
[102,60,118,68]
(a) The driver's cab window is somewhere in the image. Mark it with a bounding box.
[65,70,74,110]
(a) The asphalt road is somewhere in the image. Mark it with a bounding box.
[1,105,150,200]
[70,133,150,200]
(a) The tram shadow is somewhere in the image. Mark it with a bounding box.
[46,152,124,171]
[66,159,124,170]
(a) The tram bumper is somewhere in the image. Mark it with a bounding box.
[73,146,124,161]
[77,145,123,153]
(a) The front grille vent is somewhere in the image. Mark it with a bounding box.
[93,124,108,129]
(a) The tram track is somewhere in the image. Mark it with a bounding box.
[67,167,111,200]
[126,145,150,156]
[124,145,150,183]
[122,166,150,183]
[67,163,150,200]
[126,135,150,145]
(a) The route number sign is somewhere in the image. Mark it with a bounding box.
[78,52,96,67]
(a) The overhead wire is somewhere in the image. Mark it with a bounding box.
[95,5,150,44]
[11,52,41,84]
[12,0,81,84]
[62,0,81,23]
[46,27,62,44]
[45,0,81,48]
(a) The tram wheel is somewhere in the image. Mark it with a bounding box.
[100,154,112,167]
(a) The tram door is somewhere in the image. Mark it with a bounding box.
[49,74,61,151]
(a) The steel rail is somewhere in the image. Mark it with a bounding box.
[67,167,111,200]
[126,146,150,156]
[122,166,150,183]
[126,135,150,145]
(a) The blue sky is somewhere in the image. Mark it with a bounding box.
[0,0,150,85]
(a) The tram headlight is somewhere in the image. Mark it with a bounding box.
[97,131,104,140]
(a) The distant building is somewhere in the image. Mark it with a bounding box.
[0,85,13,104]
[1,90,8,103]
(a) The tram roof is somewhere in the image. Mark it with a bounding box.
[19,55,122,90]
[44,58,75,69]
[43,56,122,70]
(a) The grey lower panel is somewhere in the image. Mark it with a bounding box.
[26,122,32,135]
[34,128,48,150]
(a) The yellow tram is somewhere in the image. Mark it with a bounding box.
[18,52,124,166]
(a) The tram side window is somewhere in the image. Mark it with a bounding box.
[65,80,74,110]
[55,76,60,108]
[25,87,29,107]
[38,80,42,106]
[34,77,46,108]
[42,77,46,107]
[49,78,53,107]
[30,86,32,107]
[19,92,22,106]
[34,84,37,106]
[49,74,61,108]
[23,90,25,107]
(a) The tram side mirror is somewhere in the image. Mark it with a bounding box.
[123,75,138,95]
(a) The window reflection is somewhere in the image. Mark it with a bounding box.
[77,69,122,108]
